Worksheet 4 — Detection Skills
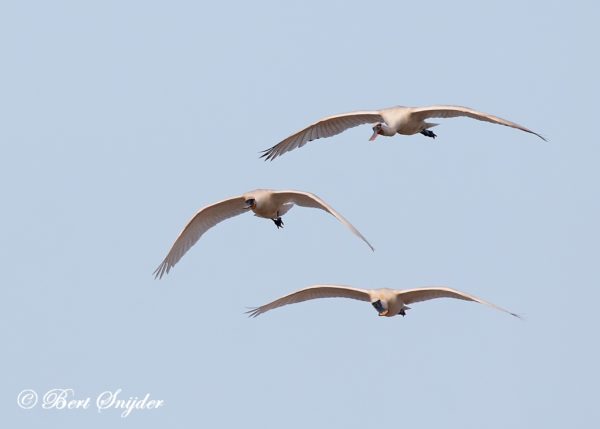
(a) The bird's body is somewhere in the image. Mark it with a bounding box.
[247,284,520,319]
[153,189,374,279]
[377,106,437,136]
[244,189,293,219]
[367,288,410,317]
[260,104,546,160]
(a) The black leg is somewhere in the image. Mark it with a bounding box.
[272,217,284,229]
[420,129,437,139]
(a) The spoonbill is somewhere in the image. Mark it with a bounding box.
[154,190,374,278]
[261,105,546,160]
[247,284,520,319]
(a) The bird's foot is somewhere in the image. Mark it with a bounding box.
[420,129,437,139]
[399,309,406,317]
[273,217,284,229]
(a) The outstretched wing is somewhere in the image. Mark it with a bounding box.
[410,105,546,141]
[397,286,520,318]
[261,111,384,160]
[247,284,372,317]
[273,190,375,251]
[153,196,247,279]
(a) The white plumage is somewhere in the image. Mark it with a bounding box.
[261,105,546,160]
[154,189,374,278]
[247,284,520,319]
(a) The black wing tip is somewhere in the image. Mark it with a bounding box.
[527,129,547,142]
[245,307,261,318]
[259,147,277,161]
[152,262,170,280]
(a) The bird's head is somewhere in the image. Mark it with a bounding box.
[244,198,256,210]
[369,123,384,141]
[371,299,389,317]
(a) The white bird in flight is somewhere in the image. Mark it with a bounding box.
[154,189,374,279]
[261,105,546,160]
[247,284,520,319]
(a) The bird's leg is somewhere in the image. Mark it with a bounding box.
[399,308,406,317]
[272,212,284,229]
[420,129,437,139]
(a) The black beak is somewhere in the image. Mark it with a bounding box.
[371,300,385,313]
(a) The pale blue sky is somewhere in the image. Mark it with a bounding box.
[1,0,598,427]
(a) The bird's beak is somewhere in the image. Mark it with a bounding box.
[369,130,379,141]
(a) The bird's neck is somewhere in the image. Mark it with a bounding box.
[380,124,396,137]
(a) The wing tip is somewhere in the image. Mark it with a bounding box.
[152,261,170,280]
[245,307,262,318]
[259,147,278,161]
[531,130,548,142]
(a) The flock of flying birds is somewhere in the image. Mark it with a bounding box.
[155,104,545,320]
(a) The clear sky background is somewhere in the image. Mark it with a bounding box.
[1,0,598,427]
